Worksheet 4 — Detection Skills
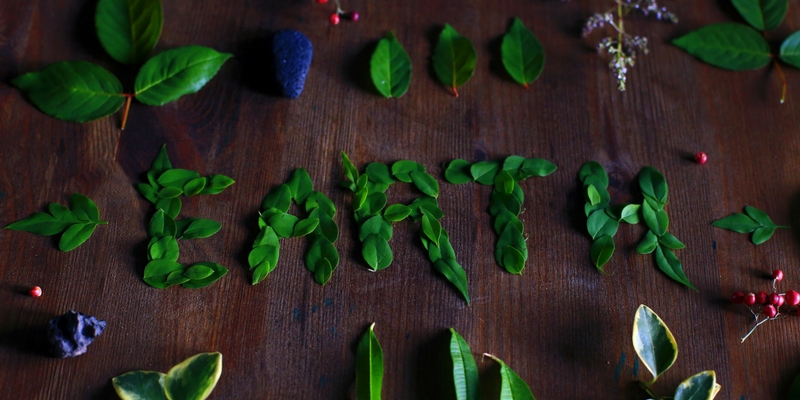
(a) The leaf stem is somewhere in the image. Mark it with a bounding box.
[120,94,133,130]
[774,60,787,104]
[638,380,660,400]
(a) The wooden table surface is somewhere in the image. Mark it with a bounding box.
[2,0,800,399]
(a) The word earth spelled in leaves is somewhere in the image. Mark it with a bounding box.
[112,352,222,400]
[673,0,799,103]
[5,193,107,252]
[136,146,235,289]
[712,206,789,245]
[12,0,230,128]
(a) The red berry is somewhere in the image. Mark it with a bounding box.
[694,152,707,165]
[329,13,340,24]
[343,11,359,21]
[770,293,785,307]
[773,269,784,281]
[744,293,757,306]
[731,291,745,304]
[29,286,42,297]
[786,290,800,306]
[756,291,768,305]
[315,0,328,3]
[764,304,778,318]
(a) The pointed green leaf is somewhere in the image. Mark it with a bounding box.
[183,177,207,197]
[363,234,393,271]
[163,352,222,400]
[641,201,668,237]
[486,355,536,400]
[449,329,479,400]
[149,209,177,238]
[149,235,179,261]
[711,213,759,233]
[305,236,339,275]
[183,264,215,280]
[470,161,501,185]
[421,212,442,246]
[590,235,615,272]
[59,222,97,252]
[155,197,181,219]
[780,31,800,68]
[637,231,659,254]
[731,0,787,31]
[654,244,697,291]
[632,305,678,383]
[306,191,337,217]
[673,23,771,71]
[433,258,471,303]
[68,193,101,222]
[261,184,292,213]
[586,184,601,206]
[492,209,524,236]
[12,61,125,122]
[180,262,227,289]
[175,218,221,240]
[143,259,184,289]
[444,159,474,184]
[342,152,359,188]
[410,170,440,198]
[659,232,686,249]
[199,174,235,195]
[356,323,383,400]
[371,31,412,98]
[494,169,515,194]
[409,197,444,221]
[391,160,421,183]
[314,258,333,285]
[359,216,393,242]
[578,161,608,187]
[501,18,545,87]
[112,370,168,400]
[433,24,477,94]
[48,203,79,223]
[136,183,159,204]
[383,204,412,222]
[249,245,279,283]
[639,167,668,204]
[158,169,200,189]
[520,158,556,178]
[489,191,522,217]
[364,163,394,186]
[96,0,163,64]
[292,218,320,237]
[501,245,526,275]
[743,205,778,227]
[752,226,776,245]
[134,46,231,105]
[587,209,619,240]
[620,204,641,224]
[673,370,717,400]
[5,212,71,236]
[150,145,173,172]
[267,212,299,238]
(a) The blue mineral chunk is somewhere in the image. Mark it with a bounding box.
[273,30,313,99]
[47,310,106,358]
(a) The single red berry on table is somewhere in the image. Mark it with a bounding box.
[29,286,41,297]
[786,290,800,306]
[731,291,745,304]
[329,12,340,24]
[745,293,757,306]
[756,291,768,305]
[694,152,707,164]
[773,269,784,281]
[343,11,359,21]
[764,304,778,318]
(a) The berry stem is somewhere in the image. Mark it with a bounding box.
[120,94,133,130]
[741,315,770,343]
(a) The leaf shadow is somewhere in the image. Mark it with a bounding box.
[478,358,502,399]
[74,0,108,61]
[344,39,381,96]
[0,308,52,357]
[414,329,454,400]
[234,31,282,97]
[486,21,517,86]
[88,380,118,400]
[715,0,747,24]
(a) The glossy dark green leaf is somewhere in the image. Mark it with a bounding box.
[471,161,501,185]
[184,264,215,280]
[639,167,668,204]
[486,354,536,400]
[501,18,545,88]
[493,209,524,235]
[502,246,526,275]
[449,329,479,400]
[143,259,184,288]
[371,31,412,98]
[68,193,102,222]
[306,191,337,217]
[149,209,177,238]
[409,197,444,221]
[752,226,776,245]
[12,61,125,122]
[360,216,393,242]
[659,232,685,249]
[180,262,227,289]
[59,222,97,252]
[342,152,359,189]
[267,212,299,238]
[641,201,668,237]
[411,170,440,198]
[637,231,659,254]
[49,203,80,223]
[253,226,279,247]
[154,197,181,220]
[134,46,232,106]
[286,168,314,203]
[502,155,526,180]
[292,218,319,237]
[731,0,787,31]
[433,258,470,303]
[183,177,207,196]
[421,212,442,246]
[578,161,608,187]
[149,235,179,261]
[150,145,173,172]
[780,31,800,68]
[354,186,369,212]
[494,169,515,194]
[365,163,394,185]
[163,352,222,400]
[261,184,292,213]
[495,223,528,270]
[95,0,163,64]
[199,174,235,195]
[620,204,640,224]
[391,160,421,183]
[655,244,697,291]
[673,23,771,71]
[356,323,383,400]
[112,370,168,400]
[157,186,183,199]
[363,234,393,271]
[433,24,477,95]
[673,370,717,400]
[710,213,759,233]
[5,212,71,236]
[175,218,221,239]
[444,159,474,184]
[633,305,678,383]
[520,157,556,178]
[591,235,615,272]
[166,270,190,285]
[384,204,412,222]
[587,209,619,240]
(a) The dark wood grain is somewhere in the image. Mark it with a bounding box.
[2,0,800,398]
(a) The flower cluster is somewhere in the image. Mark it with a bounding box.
[732,269,800,342]
[582,0,677,91]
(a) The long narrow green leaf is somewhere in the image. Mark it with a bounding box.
[449,329,479,400]
[356,323,383,400]
[632,305,678,384]
[485,354,536,400]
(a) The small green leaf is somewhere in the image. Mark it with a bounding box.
[69,193,102,222]
[59,222,97,252]
[261,184,292,213]
[155,197,182,219]
[253,226,279,247]
[184,264,215,280]
[306,191,337,217]
[166,270,190,285]
[143,259,184,289]
[314,258,333,285]
[637,231,659,254]
[267,212,299,238]
[586,185,601,206]
[620,204,641,224]
[354,186,369,212]
[95,0,163,64]
[495,223,528,270]
[175,218,221,240]
[356,323,383,400]
[731,0,787,31]
[199,174,235,195]
[342,152,359,188]
[313,211,340,243]
[364,192,388,215]
[293,218,320,237]
[12,61,125,122]
[578,162,608,187]
[493,209,524,235]
[711,213,759,233]
[494,169,516,194]
[641,201,668,237]
[501,155,527,180]
[136,183,159,204]
[391,160,421,183]
[449,329,480,400]
[655,245,697,291]
[632,304,678,383]
[163,352,222,400]
[421,212,442,246]
[444,159,474,184]
[433,24,477,95]
[49,203,80,223]
[384,204,412,222]
[501,245,526,275]
[501,18,545,88]
[286,168,314,203]
[112,370,168,400]
[158,169,200,189]
[409,197,444,221]
[411,170,440,198]
[673,23,771,71]
[134,46,232,106]
[371,31,412,98]
[659,232,685,249]
[180,262,227,289]
[520,158,556,178]
[743,205,778,227]
[149,209,177,238]
[5,212,71,236]
[590,235,615,272]
[587,209,619,240]
[305,236,339,275]
[150,145,173,172]
[780,31,800,68]
[489,191,522,217]
[752,226,776,245]
[183,177,207,196]
[433,258,471,303]
[157,186,183,199]
[639,167,668,204]
[673,370,717,400]
[365,163,395,185]
[359,216,393,241]
[486,354,536,400]
[363,234,393,271]
[149,235,179,261]
[471,161,501,185]
[249,245,279,283]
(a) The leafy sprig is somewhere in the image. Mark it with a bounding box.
[5,193,107,252]
[711,206,788,245]
[112,352,222,400]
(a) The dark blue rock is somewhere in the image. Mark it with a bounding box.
[47,311,106,358]
[273,30,313,99]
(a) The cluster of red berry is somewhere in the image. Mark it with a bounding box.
[315,0,359,25]
[732,269,799,342]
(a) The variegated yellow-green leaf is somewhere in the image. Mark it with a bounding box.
[112,370,168,400]
[673,370,718,400]
[632,305,678,384]
[164,352,222,400]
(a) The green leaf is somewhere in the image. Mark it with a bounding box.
[134,46,232,106]
[520,158,556,178]
[149,209,177,238]
[163,352,222,400]
[444,159,474,184]
[5,212,72,236]
[383,204,412,222]
[49,203,80,223]
[672,23,771,71]
[354,186,369,212]
[364,192,388,215]
[155,197,182,219]
[314,258,333,285]
[158,169,200,189]
[180,262,227,289]
[286,168,314,203]
[502,156,527,180]
[306,191,337,217]
[356,323,383,400]
[359,216,393,242]
[136,183,159,203]
[632,304,678,383]
[149,235,179,261]
[261,184,292,213]
[780,31,800,68]
[391,160,421,183]
[342,152,360,188]
[175,218,221,239]
[638,167,668,204]
[249,245,279,283]
[267,212,299,238]
[313,210,340,243]
[59,222,97,252]
[501,18,545,88]
[731,0,787,31]
[253,226,279,247]
[183,177,207,196]
[486,355,536,400]
[659,232,685,249]
[471,161,501,185]
[752,226,776,245]
[495,223,528,270]
[433,24,477,95]
[199,174,235,195]
[143,259,184,289]
[166,270,190,286]
[68,193,101,223]
[587,209,619,240]
[578,162,608,187]
[150,145,173,172]
[365,163,394,185]
[112,370,168,400]
[586,184,601,206]
[12,61,125,122]
[434,258,471,303]
[421,212,442,246]
[95,0,163,64]
[449,329,480,400]
[641,201,668,237]
[744,205,778,227]
[655,245,697,291]
[493,209,524,235]
[363,234,393,271]
[711,213,759,233]
[184,264,215,280]
[371,31,412,98]
[494,169,515,194]
[502,246,526,275]
[409,197,444,221]
[620,204,641,224]
[411,170,440,198]
[305,236,339,274]
[489,191,522,217]
[590,235,615,272]
[637,231,659,254]
[157,186,183,199]
[673,370,717,400]
[292,218,320,237]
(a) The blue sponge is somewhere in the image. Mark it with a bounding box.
[273,30,313,99]
[47,310,106,358]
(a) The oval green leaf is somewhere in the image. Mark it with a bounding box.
[731,0,787,31]
[68,193,102,222]
[672,23,771,71]
[578,161,608,187]
[134,46,232,106]
[11,61,125,122]
[410,170,440,198]
[445,159,474,184]
[520,158,556,178]
[362,234,393,271]
[752,226,776,245]
[673,370,717,400]
[164,352,222,400]
[59,222,97,252]
[659,232,685,250]
[5,212,71,236]
[470,161,501,185]
[655,244,696,290]
[421,212,442,246]
[183,177,207,196]
[637,231,659,255]
[780,31,800,68]
[433,258,470,303]
[149,235,179,261]
[143,259,184,289]
[710,212,759,233]
[112,370,168,400]
[184,264,215,280]
[449,329,479,400]
[587,209,619,240]
[743,205,777,226]
[371,31,412,98]
[641,201,668,237]
[180,262,227,289]
[96,0,163,64]
[293,218,320,237]
[501,18,545,88]
[176,218,221,240]
[433,24,477,96]
[199,174,235,195]
[314,258,333,286]
[590,234,615,272]
[632,304,678,383]
[155,197,182,219]
[356,323,383,400]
